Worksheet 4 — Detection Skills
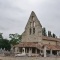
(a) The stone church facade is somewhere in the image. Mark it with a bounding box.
[13,11,60,57]
[22,11,42,42]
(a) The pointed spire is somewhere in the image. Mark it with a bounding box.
[30,11,42,27]
[26,11,42,27]
[30,11,36,17]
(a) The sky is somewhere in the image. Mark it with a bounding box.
[0,0,60,39]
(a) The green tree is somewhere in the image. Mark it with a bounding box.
[52,33,57,38]
[2,39,11,51]
[48,31,52,37]
[0,33,11,51]
[0,33,3,49]
[9,33,22,46]
[42,27,47,36]
[0,33,3,40]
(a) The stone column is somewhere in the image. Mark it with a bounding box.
[29,48,32,56]
[44,46,47,57]
[25,48,27,53]
[50,49,52,56]
[59,51,60,55]
[40,50,41,55]
[57,51,59,56]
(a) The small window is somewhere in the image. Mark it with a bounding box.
[30,22,32,27]
[30,28,31,35]
[33,28,35,34]
[33,21,35,27]
[32,16,34,20]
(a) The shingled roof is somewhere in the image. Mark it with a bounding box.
[14,42,60,50]
[14,42,43,50]
[42,36,60,42]
[44,44,60,50]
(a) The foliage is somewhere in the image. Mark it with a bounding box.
[9,33,22,46]
[48,31,52,37]
[2,39,11,51]
[0,33,22,51]
[42,28,57,38]
[52,33,57,38]
[42,27,47,36]
[0,33,11,51]
[0,33,3,40]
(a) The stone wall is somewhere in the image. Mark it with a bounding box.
[22,11,42,43]
[0,57,60,60]
[42,40,56,45]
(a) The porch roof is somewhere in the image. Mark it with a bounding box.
[14,42,60,50]
[14,42,42,50]
[44,44,60,50]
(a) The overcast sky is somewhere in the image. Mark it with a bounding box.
[0,0,60,39]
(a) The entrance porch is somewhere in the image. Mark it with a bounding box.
[15,47,43,57]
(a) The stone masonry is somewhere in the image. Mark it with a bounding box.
[22,11,42,42]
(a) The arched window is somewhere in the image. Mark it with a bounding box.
[33,28,35,34]
[32,16,34,20]
[33,21,35,27]
[30,22,32,27]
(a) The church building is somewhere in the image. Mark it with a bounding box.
[13,11,60,57]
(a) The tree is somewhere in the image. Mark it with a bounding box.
[48,31,52,37]
[0,33,3,40]
[9,33,22,46]
[0,33,11,51]
[0,33,3,49]
[52,33,57,38]
[42,27,47,36]
[2,39,11,51]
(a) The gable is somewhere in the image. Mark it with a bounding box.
[22,11,42,42]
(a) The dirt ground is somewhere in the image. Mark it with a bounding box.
[0,56,60,60]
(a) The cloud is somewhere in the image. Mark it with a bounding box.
[0,0,60,38]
